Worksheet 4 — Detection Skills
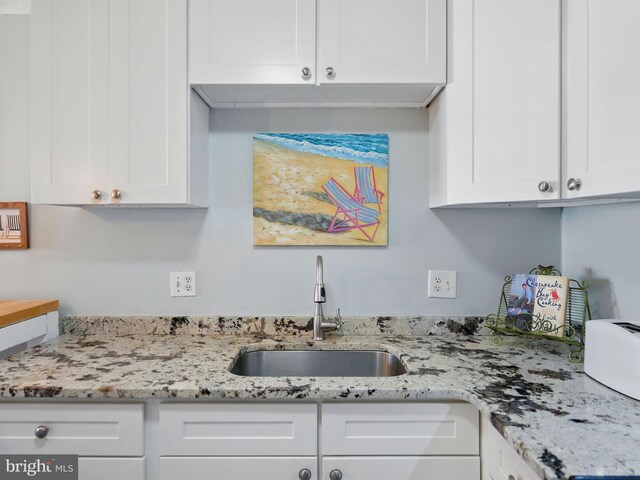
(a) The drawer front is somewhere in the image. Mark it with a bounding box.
[0,314,47,352]
[79,457,145,480]
[159,403,317,456]
[323,456,480,480]
[0,403,144,456]
[160,457,317,480]
[322,402,479,456]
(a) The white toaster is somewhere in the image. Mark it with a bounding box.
[584,319,640,401]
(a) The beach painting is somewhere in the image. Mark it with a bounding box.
[253,133,388,246]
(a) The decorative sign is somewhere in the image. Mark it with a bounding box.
[253,133,388,246]
[0,455,77,479]
[0,202,29,249]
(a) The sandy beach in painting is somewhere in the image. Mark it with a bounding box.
[253,138,388,246]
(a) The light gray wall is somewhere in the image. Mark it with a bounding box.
[562,202,640,320]
[0,16,562,318]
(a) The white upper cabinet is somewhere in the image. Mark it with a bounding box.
[563,0,640,200]
[30,0,109,205]
[190,0,446,107]
[317,0,445,85]
[31,0,209,207]
[189,0,316,85]
[429,0,561,207]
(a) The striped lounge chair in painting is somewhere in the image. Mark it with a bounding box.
[353,166,385,212]
[7,214,21,239]
[322,178,380,242]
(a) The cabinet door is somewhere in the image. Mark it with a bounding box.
[108,0,189,204]
[323,456,480,480]
[160,457,317,480]
[563,0,640,199]
[317,0,445,85]
[189,0,316,85]
[31,0,109,205]
[480,417,539,480]
[79,458,145,480]
[431,0,561,205]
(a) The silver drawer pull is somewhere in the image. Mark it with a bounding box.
[34,425,49,439]
[566,178,582,191]
[538,181,551,193]
[298,468,312,480]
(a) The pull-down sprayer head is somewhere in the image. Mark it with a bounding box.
[314,255,326,303]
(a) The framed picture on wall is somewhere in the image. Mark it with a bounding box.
[0,202,29,250]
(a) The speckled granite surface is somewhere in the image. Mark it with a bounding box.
[61,315,491,336]
[0,317,638,480]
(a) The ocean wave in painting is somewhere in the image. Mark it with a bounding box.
[254,133,389,168]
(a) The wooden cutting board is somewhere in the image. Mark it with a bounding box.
[0,300,59,329]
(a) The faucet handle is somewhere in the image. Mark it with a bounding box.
[335,308,342,331]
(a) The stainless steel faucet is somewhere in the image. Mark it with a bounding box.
[313,255,342,341]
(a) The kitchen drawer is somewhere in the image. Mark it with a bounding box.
[0,403,144,456]
[323,456,480,480]
[0,314,46,352]
[481,417,539,480]
[159,403,317,456]
[159,457,316,480]
[322,402,479,456]
[79,457,145,480]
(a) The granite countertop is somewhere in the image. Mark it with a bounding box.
[0,316,638,480]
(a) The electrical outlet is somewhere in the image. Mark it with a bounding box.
[170,271,197,297]
[428,270,457,299]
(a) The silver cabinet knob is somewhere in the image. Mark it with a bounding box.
[566,178,582,191]
[329,469,342,480]
[298,468,312,480]
[508,475,516,480]
[325,66,336,79]
[111,189,122,200]
[91,190,102,200]
[301,67,312,80]
[538,181,551,193]
[34,425,49,439]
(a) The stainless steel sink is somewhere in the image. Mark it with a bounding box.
[229,349,406,377]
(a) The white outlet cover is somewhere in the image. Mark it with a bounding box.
[428,270,457,299]
[170,271,197,297]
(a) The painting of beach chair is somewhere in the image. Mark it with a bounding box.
[322,178,380,242]
[353,166,385,212]
[7,214,21,239]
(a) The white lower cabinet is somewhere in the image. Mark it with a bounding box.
[481,417,539,480]
[160,457,317,480]
[322,402,479,455]
[159,403,318,480]
[1,401,543,480]
[322,403,480,480]
[0,403,145,480]
[158,402,480,480]
[79,458,145,480]
[323,456,480,480]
